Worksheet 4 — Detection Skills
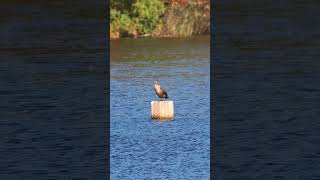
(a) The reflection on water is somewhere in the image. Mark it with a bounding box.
[110,36,210,179]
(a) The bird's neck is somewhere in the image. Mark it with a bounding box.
[154,84,161,90]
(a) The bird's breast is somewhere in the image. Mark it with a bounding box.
[154,85,162,93]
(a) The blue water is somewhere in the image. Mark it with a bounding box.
[214,0,320,179]
[110,37,210,179]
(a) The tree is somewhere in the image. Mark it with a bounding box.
[132,0,165,34]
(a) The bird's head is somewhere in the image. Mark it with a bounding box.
[154,80,159,85]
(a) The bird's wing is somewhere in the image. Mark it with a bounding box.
[160,87,168,96]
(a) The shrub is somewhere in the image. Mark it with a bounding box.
[132,0,165,34]
[110,8,132,33]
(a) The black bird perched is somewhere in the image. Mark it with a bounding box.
[154,80,168,99]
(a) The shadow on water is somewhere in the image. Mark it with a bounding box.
[110,36,210,179]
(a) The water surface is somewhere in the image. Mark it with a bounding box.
[110,36,210,179]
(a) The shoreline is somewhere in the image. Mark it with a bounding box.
[110,33,210,40]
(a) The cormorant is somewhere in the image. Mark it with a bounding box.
[153,80,169,100]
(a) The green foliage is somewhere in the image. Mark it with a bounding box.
[132,0,165,34]
[110,9,119,32]
[110,5,132,33]
[110,0,165,35]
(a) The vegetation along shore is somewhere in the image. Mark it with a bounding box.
[110,0,210,39]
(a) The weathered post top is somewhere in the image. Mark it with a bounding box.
[151,100,174,121]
